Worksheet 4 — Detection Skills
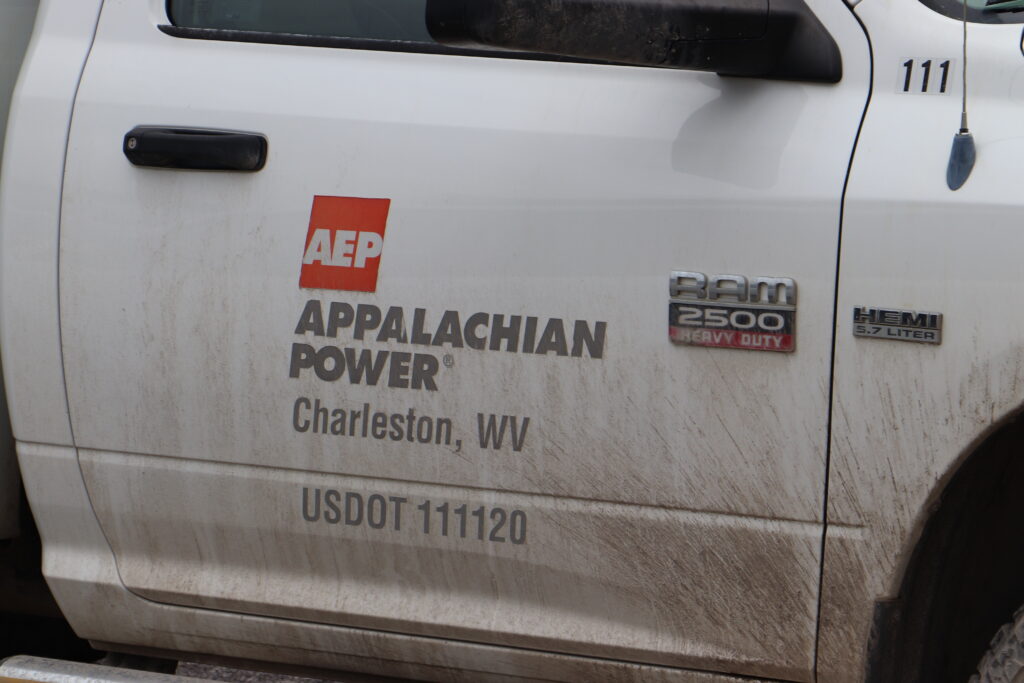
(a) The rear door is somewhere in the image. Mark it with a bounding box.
[58,0,869,678]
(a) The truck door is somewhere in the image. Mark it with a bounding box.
[57,0,869,679]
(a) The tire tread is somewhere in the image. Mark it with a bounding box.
[974,604,1024,683]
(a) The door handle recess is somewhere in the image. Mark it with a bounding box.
[123,126,268,171]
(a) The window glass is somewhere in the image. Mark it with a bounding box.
[167,0,435,43]
[920,0,1024,24]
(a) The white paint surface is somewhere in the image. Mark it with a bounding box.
[0,0,101,444]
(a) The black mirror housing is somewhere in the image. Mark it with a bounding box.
[426,0,842,83]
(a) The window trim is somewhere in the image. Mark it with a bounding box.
[157,25,615,66]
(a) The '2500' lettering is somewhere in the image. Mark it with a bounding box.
[673,306,787,331]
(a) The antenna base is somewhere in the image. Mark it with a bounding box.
[947,131,976,190]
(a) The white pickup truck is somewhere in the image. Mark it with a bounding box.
[2,0,1024,681]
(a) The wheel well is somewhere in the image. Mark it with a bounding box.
[873,413,1024,682]
[0,487,100,662]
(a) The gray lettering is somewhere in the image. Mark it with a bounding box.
[371,412,387,439]
[535,319,568,356]
[389,496,407,530]
[343,348,388,386]
[508,416,529,452]
[489,314,521,352]
[289,343,316,378]
[477,413,529,451]
[344,492,363,526]
[314,346,344,381]
[406,409,416,442]
[353,304,382,340]
[416,416,433,444]
[410,308,432,345]
[389,413,405,441]
[323,489,342,524]
[435,418,452,445]
[327,302,354,337]
[463,313,489,350]
[312,398,329,433]
[432,311,464,348]
[522,316,538,354]
[376,306,408,343]
[411,354,439,391]
[388,352,411,389]
[367,494,387,529]
[301,487,320,522]
[293,397,311,432]
[330,409,345,435]
[295,300,325,335]
[571,320,606,359]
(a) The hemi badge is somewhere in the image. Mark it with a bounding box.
[852,306,942,344]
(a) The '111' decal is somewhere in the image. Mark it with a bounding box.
[899,58,955,95]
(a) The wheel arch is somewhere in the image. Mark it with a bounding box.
[867,404,1024,682]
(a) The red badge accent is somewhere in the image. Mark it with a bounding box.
[669,327,794,352]
[300,196,391,293]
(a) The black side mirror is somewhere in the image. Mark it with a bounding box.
[426,0,842,83]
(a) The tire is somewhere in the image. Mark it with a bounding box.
[972,604,1024,683]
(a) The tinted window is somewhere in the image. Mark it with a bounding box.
[920,0,1024,24]
[167,0,434,42]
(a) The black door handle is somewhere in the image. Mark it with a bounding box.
[123,126,268,171]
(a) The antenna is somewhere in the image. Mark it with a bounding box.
[961,0,969,132]
[947,0,976,190]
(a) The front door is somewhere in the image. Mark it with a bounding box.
[58,0,870,678]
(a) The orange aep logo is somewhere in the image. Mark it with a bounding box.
[300,196,391,293]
